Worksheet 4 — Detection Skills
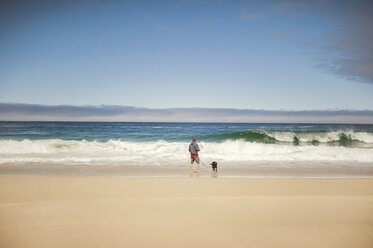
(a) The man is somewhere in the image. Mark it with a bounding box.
[189,137,200,172]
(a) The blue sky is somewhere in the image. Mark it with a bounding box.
[0,0,373,117]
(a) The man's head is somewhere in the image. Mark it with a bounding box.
[192,137,196,142]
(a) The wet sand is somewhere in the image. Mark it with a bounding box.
[1,163,373,178]
[0,177,372,248]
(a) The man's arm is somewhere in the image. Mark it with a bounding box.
[196,144,200,152]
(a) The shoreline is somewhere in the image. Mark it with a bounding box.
[1,163,373,178]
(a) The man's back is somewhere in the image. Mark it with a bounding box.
[189,141,200,155]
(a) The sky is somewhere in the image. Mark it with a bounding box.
[0,0,373,122]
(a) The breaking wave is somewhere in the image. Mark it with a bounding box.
[1,138,373,167]
[203,130,373,147]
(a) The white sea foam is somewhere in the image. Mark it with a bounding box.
[265,130,373,143]
[0,139,373,168]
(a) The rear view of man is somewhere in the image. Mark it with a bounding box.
[189,137,200,173]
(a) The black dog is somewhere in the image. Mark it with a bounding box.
[211,161,218,172]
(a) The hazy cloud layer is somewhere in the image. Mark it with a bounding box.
[315,0,373,83]
[240,0,373,84]
[1,103,373,123]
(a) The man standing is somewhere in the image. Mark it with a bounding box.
[189,137,200,173]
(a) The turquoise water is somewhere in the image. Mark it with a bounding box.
[1,122,373,145]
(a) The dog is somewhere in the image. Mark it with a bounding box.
[210,161,218,172]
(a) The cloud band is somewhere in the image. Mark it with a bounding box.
[1,103,373,123]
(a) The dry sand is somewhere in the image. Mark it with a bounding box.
[0,177,372,248]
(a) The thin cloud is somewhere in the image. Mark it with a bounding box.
[237,0,373,84]
[1,103,373,123]
[238,8,266,20]
[320,3,373,83]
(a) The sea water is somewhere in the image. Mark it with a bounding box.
[0,122,373,171]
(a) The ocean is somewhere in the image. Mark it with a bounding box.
[1,121,373,176]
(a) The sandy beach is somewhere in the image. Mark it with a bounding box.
[0,177,372,248]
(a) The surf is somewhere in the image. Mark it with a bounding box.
[1,139,373,167]
[203,130,373,147]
